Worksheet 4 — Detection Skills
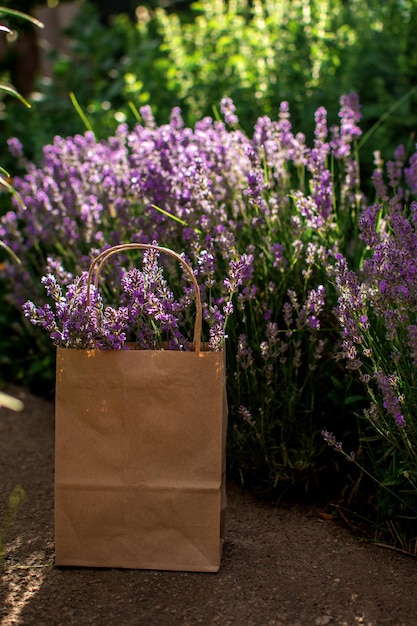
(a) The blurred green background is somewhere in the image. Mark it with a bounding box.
[1,0,417,178]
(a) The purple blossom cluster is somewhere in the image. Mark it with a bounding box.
[23,247,195,350]
[1,94,366,442]
[1,96,361,304]
[374,371,406,428]
[334,146,417,432]
[321,429,356,461]
[23,272,130,350]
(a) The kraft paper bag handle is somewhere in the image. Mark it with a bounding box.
[86,243,203,353]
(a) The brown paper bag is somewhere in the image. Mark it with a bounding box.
[54,244,228,572]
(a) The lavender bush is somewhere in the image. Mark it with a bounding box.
[2,37,417,544]
[327,149,417,551]
[0,95,366,493]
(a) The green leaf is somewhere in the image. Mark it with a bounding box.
[127,100,141,122]
[0,176,25,211]
[0,240,21,265]
[0,84,31,107]
[151,204,202,234]
[69,92,94,133]
[344,394,366,405]
[0,7,44,29]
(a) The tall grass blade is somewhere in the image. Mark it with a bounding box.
[69,92,94,134]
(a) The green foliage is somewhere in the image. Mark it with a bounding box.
[149,0,417,172]
[2,0,417,173]
[0,3,133,164]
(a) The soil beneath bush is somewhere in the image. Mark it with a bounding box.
[1,386,417,626]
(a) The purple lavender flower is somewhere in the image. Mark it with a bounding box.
[359,203,383,247]
[223,253,254,294]
[314,106,328,144]
[243,145,268,214]
[374,371,406,428]
[321,429,343,451]
[238,405,255,426]
[276,101,293,148]
[405,150,417,193]
[220,96,239,126]
[270,243,287,270]
[298,285,326,330]
[22,301,57,333]
[371,160,389,202]
[236,334,253,370]
[386,153,404,190]
[7,137,26,166]
[23,273,101,348]
[407,324,417,367]
[331,93,362,159]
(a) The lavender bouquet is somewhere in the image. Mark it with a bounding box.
[23,257,187,352]
[22,242,245,352]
